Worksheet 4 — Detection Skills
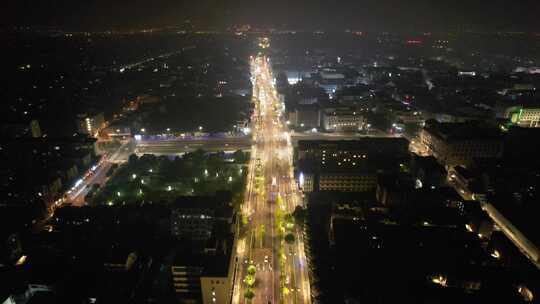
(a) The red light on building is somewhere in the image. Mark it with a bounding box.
[406,40,423,44]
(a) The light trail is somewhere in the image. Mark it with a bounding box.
[233,54,311,304]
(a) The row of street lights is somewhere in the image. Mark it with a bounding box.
[139,126,204,133]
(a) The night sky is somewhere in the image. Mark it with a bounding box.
[2,0,540,31]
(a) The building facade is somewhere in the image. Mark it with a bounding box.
[319,172,377,192]
[297,139,409,193]
[322,108,365,132]
[288,105,321,129]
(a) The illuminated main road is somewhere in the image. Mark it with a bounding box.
[67,140,134,207]
[233,54,311,304]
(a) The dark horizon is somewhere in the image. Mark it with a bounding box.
[3,0,540,32]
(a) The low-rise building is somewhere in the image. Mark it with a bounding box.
[1,119,41,139]
[410,155,447,189]
[508,107,540,128]
[170,195,234,241]
[420,120,503,167]
[76,112,105,136]
[50,194,238,304]
[322,107,366,132]
[335,85,373,103]
[288,105,320,129]
[0,135,97,206]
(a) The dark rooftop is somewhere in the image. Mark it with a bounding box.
[297,138,409,151]
[424,120,501,142]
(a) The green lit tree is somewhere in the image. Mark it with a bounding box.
[285,233,295,244]
[282,286,290,296]
[244,288,255,300]
[247,264,257,276]
[245,274,256,287]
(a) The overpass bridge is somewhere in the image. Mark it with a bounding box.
[135,137,253,155]
[135,132,392,155]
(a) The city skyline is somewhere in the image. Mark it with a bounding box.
[3,0,540,32]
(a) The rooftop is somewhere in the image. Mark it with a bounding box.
[297,138,409,151]
[424,120,502,142]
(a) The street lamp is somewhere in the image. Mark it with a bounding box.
[198,126,203,131]
[141,128,146,132]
